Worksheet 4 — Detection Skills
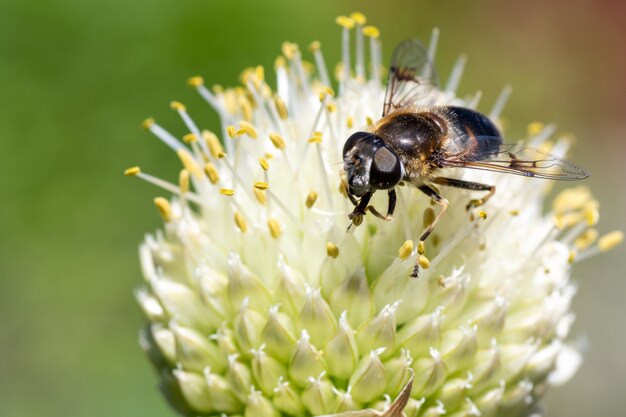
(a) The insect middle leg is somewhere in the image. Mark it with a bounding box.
[432,177,495,211]
[413,184,449,277]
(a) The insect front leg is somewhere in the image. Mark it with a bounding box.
[413,184,449,277]
[367,189,397,221]
[432,177,495,211]
[347,191,373,229]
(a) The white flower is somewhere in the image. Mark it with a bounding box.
[130,12,622,417]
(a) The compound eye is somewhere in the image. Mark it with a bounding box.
[370,146,402,189]
[343,131,371,157]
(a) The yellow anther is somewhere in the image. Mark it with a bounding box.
[274,96,289,120]
[552,216,564,230]
[527,122,544,136]
[177,149,202,177]
[366,116,374,126]
[418,255,431,270]
[362,25,380,38]
[141,118,155,130]
[170,101,186,112]
[203,130,224,159]
[398,240,414,260]
[346,116,354,129]
[574,228,598,250]
[124,166,141,176]
[335,15,355,29]
[234,211,247,233]
[239,96,253,121]
[226,125,237,138]
[510,209,520,216]
[568,251,576,264]
[153,197,172,222]
[179,169,190,193]
[417,240,425,255]
[598,231,624,252]
[237,120,258,139]
[183,133,198,143]
[558,212,583,229]
[220,188,234,196]
[187,76,204,87]
[253,188,266,205]
[240,67,254,85]
[312,131,323,138]
[254,181,269,190]
[268,132,286,150]
[212,84,224,94]
[423,207,436,228]
[267,218,282,239]
[350,12,366,25]
[265,152,273,159]
[319,91,327,102]
[204,162,220,184]
[259,158,269,171]
[326,103,337,113]
[326,242,340,259]
[308,137,323,144]
[274,56,286,70]
[255,65,265,82]
[308,41,321,52]
[323,86,335,97]
[281,42,298,60]
[553,186,592,214]
[585,208,599,226]
[217,152,227,159]
[478,211,488,219]
[305,191,318,209]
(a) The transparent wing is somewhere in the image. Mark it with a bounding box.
[440,136,589,180]
[382,38,439,117]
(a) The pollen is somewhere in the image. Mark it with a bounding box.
[178,169,190,193]
[226,125,237,138]
[335,15,355,30]
[598,231,624,252]
[308,136,323,144]
[362,25,380,38]
[187,76,204,87]
[176,149,202,177]
[124,166,141,176]
[527,122,544,136]
[141,118,155,130]
[203,130,223,159]
[234,211,247,233]
[418,255,431,269]
[220,188,234,196]
[274,97,289,120]
[204,163,220,184]
[305,191,318,209]
[350,12,366,25]
[153,197,172,222]
[169,101,186,112]
[366,116,374,126]
[254,181,269,190]
[237,121,258,139]
[398,240,414,260]
[478,211,487,219]
[574,229,598,250]
[269,133,286,150]
[182,133,198,143]
[326,103,337,113]
[259,158,270,171]
[346,116,354,129]
[308,41,321,52]
[417,240,426,255]
[267,218,282,239]
[326,242,339,259]
[281,42,298,60]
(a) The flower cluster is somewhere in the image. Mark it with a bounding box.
[130,12,622,417]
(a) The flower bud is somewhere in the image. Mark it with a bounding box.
[349,348,386,403]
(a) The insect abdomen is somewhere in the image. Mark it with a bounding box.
[439,106,502,159]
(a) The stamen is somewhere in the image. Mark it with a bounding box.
[274,96,289,120]
[234,211,247,233]
[309,41,331,88]
[418,255,431,270]
[266,189,301,227]
[145,120,185,151]
[131,170,203,206]
[336,15,354,93]
[467,91,482,110]
[351,12,367,81]
[176,149,203,178]
[422,28,439,80]
[488,85,513,120]
[203,130,224,160]
[417,241,425,255]
[574,231,622,262]
[204,162,220,184]
[171,101,210,156]
[269,133,286,150]
[153,197,172,222]
[220,188,234,196]
[188,76,226,117]
[445,54,467,94]
[305,191,318,209]
[124,166,140,176]
[363,25,381,82]
[326,242,340,259]
[179,169,190,194]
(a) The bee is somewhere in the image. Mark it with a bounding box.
[342,39,589,277]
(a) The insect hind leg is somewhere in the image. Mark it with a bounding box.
[432,177,495,211]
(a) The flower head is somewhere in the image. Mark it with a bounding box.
[130,13,622,417]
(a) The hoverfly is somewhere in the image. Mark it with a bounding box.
[342,39,589,277]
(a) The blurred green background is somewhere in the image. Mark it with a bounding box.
[1,0,625,416]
